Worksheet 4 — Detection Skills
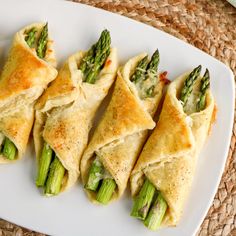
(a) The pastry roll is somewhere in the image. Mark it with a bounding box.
[0,23,57,163]
[34,30,118,196]
[81,50,165,204]
[130,66,216,230]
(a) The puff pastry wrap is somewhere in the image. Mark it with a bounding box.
[81,53,165,202]
[0,23,57,163]
[130,72,215,227]
[34,48,118,193]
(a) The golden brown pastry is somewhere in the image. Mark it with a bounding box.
[34,30,118,196]
[81,50,165,204]
[130,66,216,230]
[0,23,57,163]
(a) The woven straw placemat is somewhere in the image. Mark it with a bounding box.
[0,0,235,235]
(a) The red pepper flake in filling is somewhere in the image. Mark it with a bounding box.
[160,71,170,85]
[105,59,112,67]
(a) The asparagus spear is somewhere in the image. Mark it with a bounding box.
[45,156,65,196]
[144,192,167,230]
[25,28,37,48]
[180,65,202,106]
[131,178,156,220]
[85,158,103,191]
[36,23,48,59]
[2,137,16,160]
[145,49,160,97]
[96,178,116,204]
[131,55,149,83]
[85,157,116,203]
[196,69,210,112]
[79,44,97,76]
[85,30,111,84]
[146,49,159,75]
[36,142,53,187]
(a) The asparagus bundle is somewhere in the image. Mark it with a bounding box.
[130,66,215,230]
[80,50,165,204]
[34,30,118,195]
[0,23,57,163]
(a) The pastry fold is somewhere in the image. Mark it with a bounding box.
[34,48,118,192]
[0,23,57,163]
[130,72,215,226]
[81,54,165,202]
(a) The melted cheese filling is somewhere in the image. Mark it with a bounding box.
[135,71,158,99]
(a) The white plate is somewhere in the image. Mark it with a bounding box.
[0,0,234,236]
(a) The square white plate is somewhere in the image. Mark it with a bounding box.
[0,0,234,236]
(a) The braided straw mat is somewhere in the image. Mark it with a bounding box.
[0,0,235,235]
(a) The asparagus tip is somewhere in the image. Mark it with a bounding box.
[196,64,202,71]
[204,68,210,77]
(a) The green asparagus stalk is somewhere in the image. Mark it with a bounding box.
[85,30,111,84]
[144,192,167,230]
[36,142,53,187]
[45,156,65,196]
[85,50,110,84]
[36,23,48,59]
[25,28,37,48]
[2,137,17,160]
[146,49,159,75]
[85,158,104,191]
[85,157,117,204]
[180,65,202,106]
[79,43,97,76]
[131,55,149,83]
[145,49,160,97]
[196,69,210,112]
[96,178,116,204]
[131,178,156,220]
